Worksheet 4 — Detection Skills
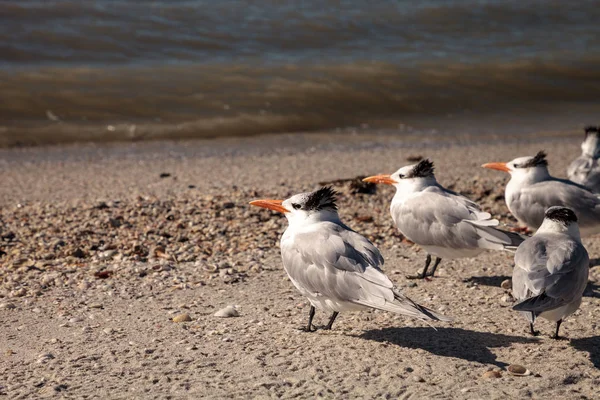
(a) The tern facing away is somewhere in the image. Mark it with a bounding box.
[364,160,524,279]
[567,126,600,193]
[511,206,589,339]
[249,187,450,331]
[482,151,600,236]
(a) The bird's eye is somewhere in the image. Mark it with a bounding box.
[292,203,301,210]
[512,163,517,168]
[398,174,405,179]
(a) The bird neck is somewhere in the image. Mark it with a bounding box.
[581,136,600,159]
[536,220,582,241]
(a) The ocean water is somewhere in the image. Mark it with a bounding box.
[1,0,599,146]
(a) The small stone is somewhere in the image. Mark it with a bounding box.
[71,248,86,258]
[501,279,512,290]
[11,288,26,297]
[222,202,235,209]
[172,313,192,323]
[69,317,83,323]
[507,364,531,376]
[159,172,171,178]
[103,328,115,335]
[88,303,103,309]
[482,370,502,379]
[412,375,425,383]
[214,306,239,318]
[0,303,16,310]
[36,353,54,364]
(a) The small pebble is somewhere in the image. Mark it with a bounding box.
[482,370,502,379]
[172,313,192,323]
[0,303,16,310]
[214,306,239,318]
[412,375,425,383]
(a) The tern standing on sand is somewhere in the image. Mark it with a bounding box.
[249,187,450,331]
[567,126,600,193]
[511,206,589,339]
[364,160,524,279]
[483,151,600,235]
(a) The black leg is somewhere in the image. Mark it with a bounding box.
[300,305,316,332]
[529,321,539,336]
[426,257,442,277]
[322,312,339,330]
[407,254,432,279]
[551,319,563,340]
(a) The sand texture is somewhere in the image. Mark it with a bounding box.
[0,132,599,399]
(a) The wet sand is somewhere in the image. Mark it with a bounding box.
[0,131,599,398]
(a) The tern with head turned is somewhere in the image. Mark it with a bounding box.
[482,151,600,236]
[249,187,450,332]
[567,126,600,193]
[364,160,524,279]
[511,206,589,339]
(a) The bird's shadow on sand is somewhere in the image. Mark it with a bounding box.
[465,275,510,288]
[589,258,600,268]
[360,327,537,368]
[467,276,600,299]
[571,336,600,369]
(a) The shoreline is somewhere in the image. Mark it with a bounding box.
[0,130,598,398]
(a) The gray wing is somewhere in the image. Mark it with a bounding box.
[281,222,449,321]
[392,186,518,251]
[511,179,600,232]
[512,234,589,314]
[567,156,600,193]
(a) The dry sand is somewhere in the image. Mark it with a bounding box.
[0,131,599,399]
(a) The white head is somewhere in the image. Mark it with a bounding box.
[250,187,340,226]
[363,159,437,192]
[581,126,600,158]
[537,206,581,239]
[482,151,550,182]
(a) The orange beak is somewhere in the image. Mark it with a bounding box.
[363,174,397,185]
[481,162,510,173]
[249,199,289,213]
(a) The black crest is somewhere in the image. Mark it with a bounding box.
[584,126,599,136]
[410,159,435,178]
[305,186,338,211]
[545,206,577,224]
[520,151,548,168]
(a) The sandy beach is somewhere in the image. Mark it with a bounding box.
[1,131,599,399]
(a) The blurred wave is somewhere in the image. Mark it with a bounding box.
[1,1,599,146]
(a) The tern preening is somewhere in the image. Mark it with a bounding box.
[482,151,600,236]
[249,187,450,331]
[567,126,600,193]
[364,160,524,279]
[511,206,589,339]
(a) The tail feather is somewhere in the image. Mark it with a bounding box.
[497,228,529,251]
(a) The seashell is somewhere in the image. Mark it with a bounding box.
[214,306,239,318]
[507,364,531,376]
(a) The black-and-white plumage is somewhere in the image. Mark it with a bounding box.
[568,126,600,193]
[250,187,450,331]
[511,206,589,338]
[364,160,525,279]
[483,151,600,235]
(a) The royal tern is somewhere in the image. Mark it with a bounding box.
[512,206,589,339]
[364,160,524,279]
[482,151,600,236]
[567,126,600,193]
[249,187,450,331]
